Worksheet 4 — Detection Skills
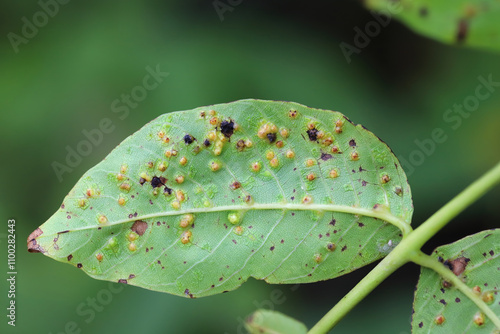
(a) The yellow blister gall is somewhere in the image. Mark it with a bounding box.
[181,230,192,244]
[98,215,107,224]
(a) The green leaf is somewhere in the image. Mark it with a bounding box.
[28,99,412,297]
[365,0,500,53]
[245,309,307,334]
[412,229,500,333]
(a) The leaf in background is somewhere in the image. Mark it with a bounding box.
[365,0,500,53]
[245,309,307,334]
[412,229,500,333]
[28,99,412,297]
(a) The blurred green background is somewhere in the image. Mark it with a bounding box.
[1,1,499,333]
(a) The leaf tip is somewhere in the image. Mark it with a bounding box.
[27,227,45,253]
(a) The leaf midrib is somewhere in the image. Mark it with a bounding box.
[60,203,411,235]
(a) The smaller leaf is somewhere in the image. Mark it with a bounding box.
[245,309,308,334]
[365,0,500,53]
[412,229,500,333]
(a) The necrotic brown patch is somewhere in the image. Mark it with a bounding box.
[448,256,469,276]
[131,220,148,236]
[27,228,45,253]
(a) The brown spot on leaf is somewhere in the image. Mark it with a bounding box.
[77,263,83,268]
[349,139,356,147]
[128,274,136,279]
[131,220,148,236]
[448,256,470,276]
[230,181,241,190]
[67,254,73,261]
[27,228,45,253]
[118,279,128,284]
[236,139,246,151]
[321,153,333,161]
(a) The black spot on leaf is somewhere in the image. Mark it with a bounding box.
[266,133,277,143]
[349,139,356,147]
[151,176,165,188]
[118,279,128,284]
[183,134,195,144]
[306,128,318,141]
[220,119,235,138]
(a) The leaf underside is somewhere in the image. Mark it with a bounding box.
[245,309,307,334]
[412,229,500,333]
[28,99,412,297]
[365,0,500,52]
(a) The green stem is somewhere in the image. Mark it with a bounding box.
[308,161,500,334]
[307,243,413,334]
[410,251,500,329]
